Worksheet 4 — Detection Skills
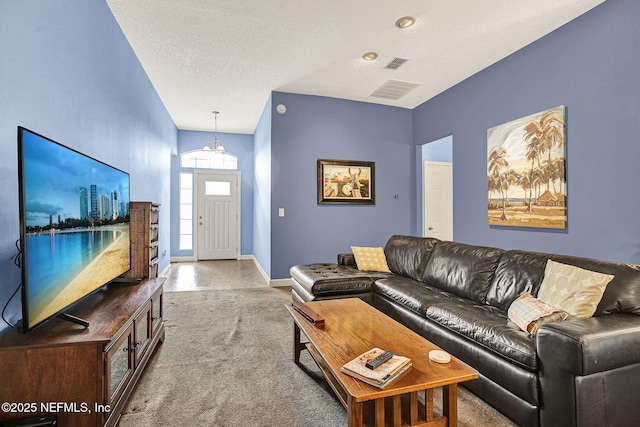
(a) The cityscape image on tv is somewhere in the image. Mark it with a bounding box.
[21,130,131,328]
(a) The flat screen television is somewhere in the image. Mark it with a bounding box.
[17,127,131,332]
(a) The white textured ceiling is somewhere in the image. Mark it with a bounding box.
[106,0,605,134]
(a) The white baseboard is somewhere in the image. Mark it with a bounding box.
[245,255,291,287]
[170,256,196,262]
[246,255,270,286]
[172,255,254,262]
[169,254,289,288]
[270,278,291,288]
[159,264,171,277]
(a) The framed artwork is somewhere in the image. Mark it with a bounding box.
[317,159,375,205]
[487,105,567,229]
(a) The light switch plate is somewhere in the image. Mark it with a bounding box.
[278,208,285,217]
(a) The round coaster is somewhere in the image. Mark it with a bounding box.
[429,350,451,364]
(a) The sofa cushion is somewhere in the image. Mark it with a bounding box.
[426,302,538,371]
[537,260,614,318]
[373,276,468,316]
[337,253,357,267]
[546,255,640,316]
[486,250,548,312]
[289,264,386,298]
[421,241,504,303]
[384,235,438,282]
[487,249,640,316]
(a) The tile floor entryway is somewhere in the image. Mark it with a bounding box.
[163,260,270,292]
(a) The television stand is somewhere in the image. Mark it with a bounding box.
[0,278,165,427]
[56,312,90,328]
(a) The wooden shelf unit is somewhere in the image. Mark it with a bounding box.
[125,202,160,279]
[0,278,165,427]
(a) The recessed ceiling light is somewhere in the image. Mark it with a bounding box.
[395,16,415,29]
[362,52,378,61]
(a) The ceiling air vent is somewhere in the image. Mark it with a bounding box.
[369,79,420,100]
[385,57,408,70]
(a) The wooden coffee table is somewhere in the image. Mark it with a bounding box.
[286,298,478,427]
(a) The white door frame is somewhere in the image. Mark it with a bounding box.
[193,169,241,260]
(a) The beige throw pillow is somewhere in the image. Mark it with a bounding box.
[537,260,614,318]
[351,246,390,272]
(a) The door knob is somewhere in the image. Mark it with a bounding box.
[428,227,434,230]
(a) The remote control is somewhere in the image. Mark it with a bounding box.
[365,350,394,370]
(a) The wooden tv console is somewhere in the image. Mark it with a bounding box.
[0,278,165,427]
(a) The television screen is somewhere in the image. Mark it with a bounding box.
[17,127,131,332]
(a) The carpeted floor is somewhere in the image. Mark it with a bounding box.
[118,286,516,426]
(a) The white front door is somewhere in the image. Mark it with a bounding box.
[195,171,240,260]
[424,161,453,241]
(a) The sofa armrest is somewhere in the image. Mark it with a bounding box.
[537,313,640,375]
[537,314,640,426]
[337,252,356,267]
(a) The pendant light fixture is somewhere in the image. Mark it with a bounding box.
[203,111,225,154]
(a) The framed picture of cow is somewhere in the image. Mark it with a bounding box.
[317,159,375,205]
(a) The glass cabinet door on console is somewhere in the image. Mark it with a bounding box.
[106,324,134,407]
[134,303,152,365]
[151,289,163,335]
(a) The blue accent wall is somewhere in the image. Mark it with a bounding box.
[253,95,273,277]
[0,0,176,333]
[412,0,640,263]
[270,93,413,278]
[171,130,254,257]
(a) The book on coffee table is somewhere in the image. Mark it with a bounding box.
[340,348,412,389]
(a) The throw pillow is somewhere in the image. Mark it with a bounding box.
[350,246,390,272]
[508,292,568,335]
[537,260,614,318]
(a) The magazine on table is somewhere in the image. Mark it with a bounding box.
[340,348,411,388]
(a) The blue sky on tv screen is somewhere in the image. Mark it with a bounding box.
[22,129,130,227]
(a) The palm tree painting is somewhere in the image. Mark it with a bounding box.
[487,105,566,228]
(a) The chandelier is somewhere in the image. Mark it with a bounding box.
[203,111,225,154]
